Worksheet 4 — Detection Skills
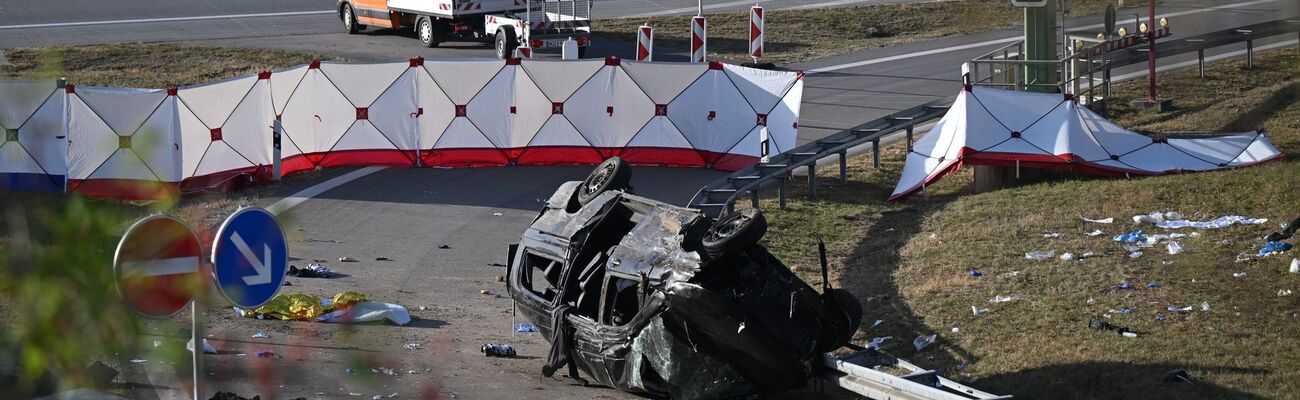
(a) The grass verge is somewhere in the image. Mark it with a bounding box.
[756,48,1300,399]
[593,0,1121,65]
[0,43,332,88]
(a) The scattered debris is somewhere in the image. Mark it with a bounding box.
[1155,215,1268,230]
[1232,272,1246,278]
[1146,282,1160,289]
[255,351,277,359]
[1279,289,1293,297]
[1291,258,1300,274]
[1043,232,1062,238]
[1113,231,1146,243]
[252,330,269,339]
[971,306,990,316]
[1164,369,1196,384]
[1086,229,1106,237]
[1260,241,1293,256]
[968,269,982,277]
[438,244,451,249]
[1113,283,1133,290]
[479,289,490,295]
[1083,217,1114,224]
[1080,252,1096,258]
[339,256,357,262]
[129,359,147,363]
[870,320,883,328]
[1088,318,1134,337]
[289,264,339,278]
[867,336,895,351]
[1108,308,1135,314]
[1264,217,1299,242]
[1201,301,1211,312]
[235,292,411,325]
[950,327,959,333]
[493,212,504,216]
[487,262,506,267]
[1059,252,1075,261]
[1122,331,1139,338]
[514,323,539,333]
[481,343,515,357]
[376,257,390,261]
[1162,260,1174,266]
[495,275,505,282]
[988,295,1020,303]
[1155,313,1167,321]
[1167,241,1185,255]
[186,338,217,354]
[1025,250,1054,261]
[913,334,937,351]
[1129,251,1144,259]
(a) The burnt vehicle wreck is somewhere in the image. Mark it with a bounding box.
[506,157,863,398]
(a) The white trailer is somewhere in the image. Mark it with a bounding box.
[337,0,592,58]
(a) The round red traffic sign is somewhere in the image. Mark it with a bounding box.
[114,215,202,318]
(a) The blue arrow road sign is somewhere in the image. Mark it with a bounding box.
[212,207,287,308]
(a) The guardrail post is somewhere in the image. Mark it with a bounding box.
[807,164,817,201]
[1245,39,1254,69]
[778,178,786,209]
[1102,67,1111,118]
[1198,49,1205,78]
[872,139,881,168]
[838,151,847,183]
[750,188,759,208]
[906,126,914,150]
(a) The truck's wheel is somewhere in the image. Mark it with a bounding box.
[342,4,360,34]
[702,208,767,258]
[495,28,518,59]
[417,17,441,48]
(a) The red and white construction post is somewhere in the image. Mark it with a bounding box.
[690,16,707,63]
[516,45,532,59]
[636,24,654,62]
[749,5,764,63]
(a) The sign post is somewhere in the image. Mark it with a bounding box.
[1013,0,1058,92]
[636,25,654,62]
[750,6,764,63]
[211,207,288,309]
[114,215,203,399]
[690,16,707,63]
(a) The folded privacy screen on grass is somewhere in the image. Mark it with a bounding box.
[0,58,803,200]
[889,86,1284,201]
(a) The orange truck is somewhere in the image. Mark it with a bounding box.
[337,0,592,58]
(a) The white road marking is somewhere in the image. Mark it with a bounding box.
[0,10,335,30]
[1111,39,1298,82]
[806,0,1280,74]
[628,0,774,18]
[121,257,199,277]
[266,166,387,215]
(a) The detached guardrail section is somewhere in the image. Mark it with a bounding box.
[688,97,953,218]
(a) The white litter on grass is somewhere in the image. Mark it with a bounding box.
[951,327,960,333]
[988,295,1020,303]
[252,330,270,339]
[1083,217,1115,224]
[971,306,990,315]
[871,320,883,328]
[1121,332,1138,338]
[867,336,893,350]
[1291,258,1299,274]
[129,359,147,363]
[1167,241,1185,255]
[1043,232,1062,238]
[186,338,217,354]
[1087,229,1106,237]
[1279,289,1293,297]
[1232,272,1246,278]
[1059,252,1075,261]
[1155,215,1269,229]
[1025,250,1054,260]
[1080,252,1096,258]
[1169,305,1193,312]
[1005,271,1021,277]
[1201,301,1211,312]
[1129,251,1144,259]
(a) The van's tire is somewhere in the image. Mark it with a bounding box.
[416,17,443,48]
[342,4,361,34]
[702,208,767,258]
[495,28,518,59]
[577,157,632,206]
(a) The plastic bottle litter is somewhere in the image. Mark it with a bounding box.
[988,295,1020,303]
[1167,241,1185,255]
[971,306,990,316]
[1232,272,1246,278]
[1290,258,1299,274]
[481,343,516,357]
[1121,332,1138,338]
[1025,251,1054,261]
[514,323,539,333]
[1168,306,1193,313]
[1059,252,1076,261]
[913,334,937,351]
[1043,232,1062,238]
[1113,231,1147,243]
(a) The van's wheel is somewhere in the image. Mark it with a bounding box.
[702,208,767,258]
[495,28,518,59]
[342,4,361,34]
[417,17,443,48]
[577,157,632,206]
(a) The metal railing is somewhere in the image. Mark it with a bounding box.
[687,97,954,217]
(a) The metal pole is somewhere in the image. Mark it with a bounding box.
[872,140,880,168]
[778,178,786,209]
[838,151,847,183]
[697,0,702,16]
[272,119,282,181]
[1146,0,1157,101]
[1246,39,1254,69]
[1102,66,1111,118]
[750,188,759,208]
[192,301,204,400]
[807,164,817,201]
[1197,49,1205,78]
[906,127,914,149]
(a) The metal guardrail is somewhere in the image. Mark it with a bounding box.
[687,19,1299,218]
[687,97,954,217]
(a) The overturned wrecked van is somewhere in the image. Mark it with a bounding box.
[507,157,862,398]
